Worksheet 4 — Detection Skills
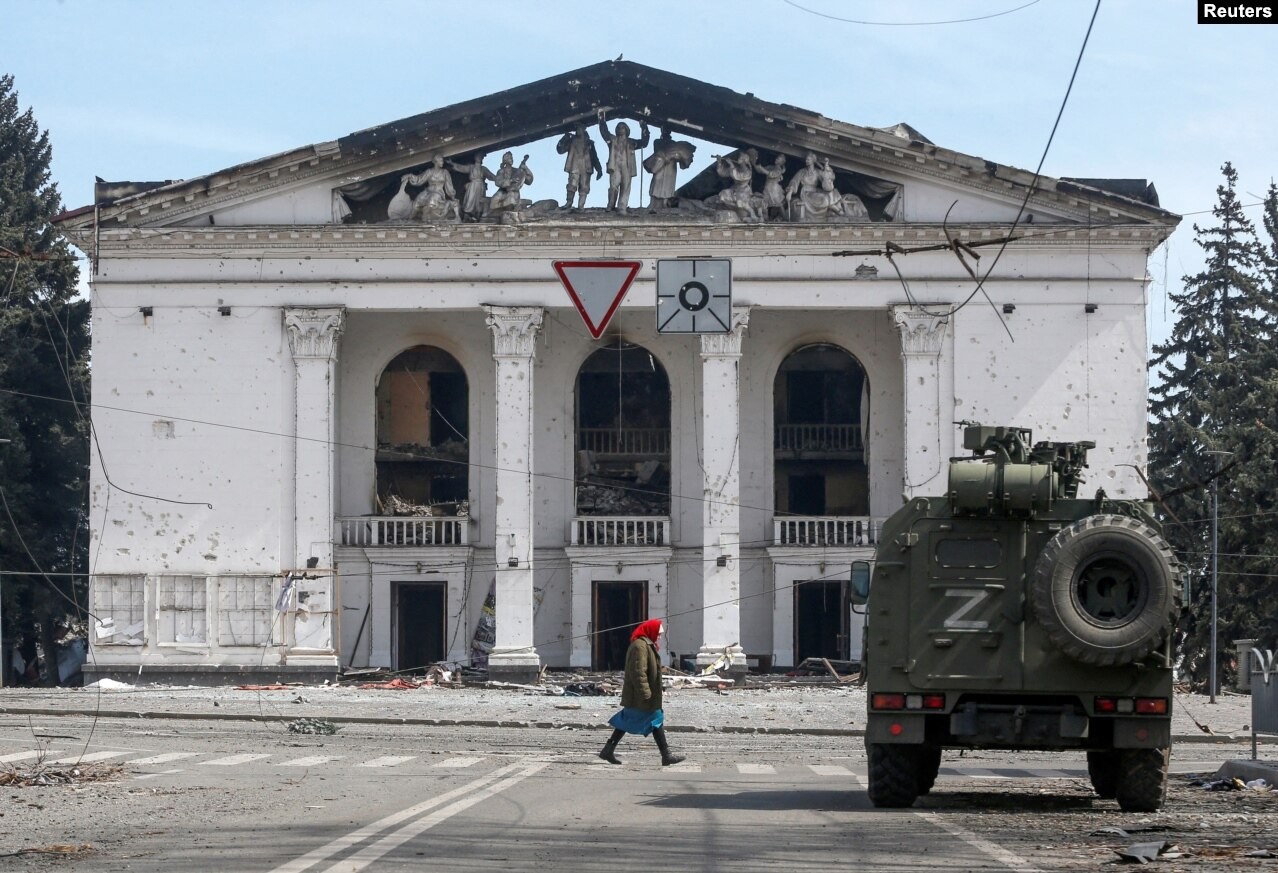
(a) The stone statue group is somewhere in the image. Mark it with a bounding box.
[386,110,869,224]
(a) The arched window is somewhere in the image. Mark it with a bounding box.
[574,340,671,515]
[773,344,868,516]
[375,346,468,513]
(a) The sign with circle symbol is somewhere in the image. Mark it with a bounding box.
[656,259,732,334]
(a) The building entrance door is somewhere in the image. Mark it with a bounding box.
[592,581,647,670]
[393,581,446,672]
[794,580,849,663]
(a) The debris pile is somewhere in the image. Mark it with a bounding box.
[0,761,123,787]
[286,718,339,735]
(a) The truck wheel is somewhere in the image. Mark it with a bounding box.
[918,746,942,796]
[867,743,921,808]
[1114,748,1169,812]
[1087,750,1119,799]
[1030,514,1179,666]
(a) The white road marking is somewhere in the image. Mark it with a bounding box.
[279,756,344,767]
[0,750,63,763]
[965,768,1008,779]
[357,756,417,768]
[200,753,272,766]
[130,752,199,766]
[45,751,127,765]
[429,756,481,768]
[135,769,184,781]
[737,763,775,774]
[1025,768,1074,779]
[269,761,543,873]
[663,761,701,772]
[915,811,1046,872]
[809,763,852,776]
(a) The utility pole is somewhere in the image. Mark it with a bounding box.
[0,437,8,688]
[1205,449,1232,704]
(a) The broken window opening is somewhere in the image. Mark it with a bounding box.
[217,576,274,647]
[575,340,671,516]
[375,345,470,518]
[92,575,146,646]
[157,575,207,645]
[774,344,869,516]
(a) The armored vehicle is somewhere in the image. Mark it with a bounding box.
[856,424,1180,811]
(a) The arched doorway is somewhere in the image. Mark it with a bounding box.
[374,345,469,515]
[574,340,671,517]
[773,343,868,517]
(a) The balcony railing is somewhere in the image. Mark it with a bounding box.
[773,516,880,547]
[337,516,470,547]
[577,428,671,455]
[571,516,670,547]
[774,423,863,453]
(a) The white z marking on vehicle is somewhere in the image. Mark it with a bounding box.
[943,588,991,629]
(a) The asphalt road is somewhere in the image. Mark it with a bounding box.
[1,713,1267,872]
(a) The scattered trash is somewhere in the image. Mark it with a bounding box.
[1244,778,1272,791]
[554,702,582,710]
[563,682,610,697]
[0,763,124,787]
[85,678,133,690]
[236,684,292,691]
[287,718,338,735]
[0,843,94,859]
[1245,849,1276,858]
[1114,841,1179,864]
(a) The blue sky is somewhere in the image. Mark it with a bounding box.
[5,0,1276,348]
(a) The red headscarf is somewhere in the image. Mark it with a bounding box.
[630,619,663,650]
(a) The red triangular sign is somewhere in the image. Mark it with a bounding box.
[553,260,642,339]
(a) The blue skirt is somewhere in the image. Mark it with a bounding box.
[609,706,665,736]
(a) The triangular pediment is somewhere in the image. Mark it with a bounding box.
[56,60,1178,234]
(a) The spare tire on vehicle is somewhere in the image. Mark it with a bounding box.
[1029,514,1179,667]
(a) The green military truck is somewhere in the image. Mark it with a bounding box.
[856,424,1181,811]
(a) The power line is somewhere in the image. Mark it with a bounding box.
[780,0,1044,26]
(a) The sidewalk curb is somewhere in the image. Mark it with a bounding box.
[1,705,1273,744]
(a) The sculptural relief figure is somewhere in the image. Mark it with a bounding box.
[755,154,787,220]
[786,153,869,222]
[643,127,695,210]
[402,154,459,221]
[447,153,496,221]
[488,152,534,218]
[387,176,414,221]
[556,123,602,210]
[598,111,650,214]
[712,149,763,222]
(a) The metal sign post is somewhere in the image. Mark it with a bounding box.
[1252,648,1277,761]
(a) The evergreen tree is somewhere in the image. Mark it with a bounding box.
[0,74,90,685]
[1149,163,1278,689]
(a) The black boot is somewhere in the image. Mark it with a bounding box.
[653,728,685,766]
[598,729,625,765]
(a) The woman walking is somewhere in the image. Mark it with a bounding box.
[598,619,685,766]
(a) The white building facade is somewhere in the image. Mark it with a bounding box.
[57,62,1177,684]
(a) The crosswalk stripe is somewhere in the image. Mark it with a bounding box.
[1025,768,1077,779]
[430,757,482,768]
[200,753,272,766]
[737,763,775,774]
[0,750,63,763]
[664,762,701,772]
[358,756,417,768]
[46,751,127,765]
[963,768,1008,779]
[808,764,852,776]
[135,769,184,781]
[130,753,199,766]
[279,756,344,767]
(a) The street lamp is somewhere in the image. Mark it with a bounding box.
[1205,449,1233,704]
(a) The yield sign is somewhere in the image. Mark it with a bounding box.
[553,260,642,340]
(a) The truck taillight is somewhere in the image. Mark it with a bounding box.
[1135,697,1168,715]
[922,694,945,710]
[872,693,906,710]
[1095,696,1117,713]
[1096,696,1168,715]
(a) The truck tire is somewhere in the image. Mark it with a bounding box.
[1087,750,1119,799]
[867,743,921,808]
[1114,748,1169,812]
[1030,514,1179,666]
[918,746,942,796]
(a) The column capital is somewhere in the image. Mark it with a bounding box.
[285,307,345,359]
[485,306,545,357]
[892,305,949,356]
[699,306,751,358]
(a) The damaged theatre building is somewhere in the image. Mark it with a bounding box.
[54,61,1178,684]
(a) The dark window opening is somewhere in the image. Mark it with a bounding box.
[774,344,868,516]
[376,346,469,515]
[575,340,671,516]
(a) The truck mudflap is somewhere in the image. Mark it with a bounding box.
[866,713,925,744]
[1111,717,1171,748]
[949,701,1089,745]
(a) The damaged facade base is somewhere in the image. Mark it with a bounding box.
[55,61,1178,685]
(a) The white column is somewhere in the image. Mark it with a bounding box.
[892,306,950,499]
[285,307,344,571]
[485,306,544,680]
[696,306,750,671]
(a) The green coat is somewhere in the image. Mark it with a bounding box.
[620,637,662,712]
